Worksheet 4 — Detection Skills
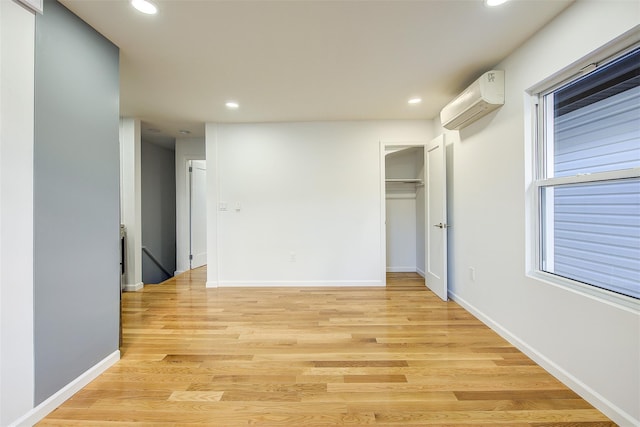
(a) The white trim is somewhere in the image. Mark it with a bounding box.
[527,26,640,95]
[537,167,640,188]
[416,267,426,278]
[205,280,218,288]
[10,350,120,427]
[217,280,384,287]
[386,266,417,273]
[174,270,186,276]
[528,270,640,313]
[449,291,638,427]
[123,281,143,292]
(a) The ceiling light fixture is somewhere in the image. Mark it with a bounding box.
[179,130,191,135]
[408,97,422,105]
[485,0,510,7]
[225,101,239,109]
[131,0,158,15]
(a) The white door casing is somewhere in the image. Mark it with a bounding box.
[425,135,448,301]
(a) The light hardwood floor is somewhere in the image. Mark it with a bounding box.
[38,268,614,426]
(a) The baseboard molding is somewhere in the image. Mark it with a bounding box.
[206,280,218,288]
[416,267,426,278]
[449,291,638,427]
[386,266,417,273]
[11,350,120,427]
[217,280,384,287]
[123,281,143,292]
[174,270,186,276]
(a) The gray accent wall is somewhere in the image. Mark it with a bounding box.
[34,0,120,404]
[141,140,176,284]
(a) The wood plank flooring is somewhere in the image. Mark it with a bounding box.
[38,268,614,426]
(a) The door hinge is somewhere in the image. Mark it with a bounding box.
[189,254,193,260]
[189,166,193,172]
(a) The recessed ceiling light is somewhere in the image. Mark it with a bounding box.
[179,130,191,135]
[408,97,422,105]
[131,0,157,15]
[225,101,239,109]
[485,0,510,6]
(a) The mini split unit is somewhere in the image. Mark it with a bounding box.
[440,70,505,130]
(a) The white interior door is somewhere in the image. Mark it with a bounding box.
[189,160,207,269]
[425,135,448,301]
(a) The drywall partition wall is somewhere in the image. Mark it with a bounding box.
[34,0,120,405]
[175,137,206,274]
[141,140,176,284]
[441,2,639,424]
[120,118,143,291]
[205,121,432,287]
[0,1,35,424]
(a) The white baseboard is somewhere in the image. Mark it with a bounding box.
[449,291,638,427]
[416,267,426,278]
[123,281,143,292]
[206,280,218,288]
[386,266,417,273]
[217,280,384,287]
[174,270,186,276]
[11,350,120,427]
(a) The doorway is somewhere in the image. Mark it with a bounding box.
[189,160,207,269]
[383,143,427,277]
[381,137,448,301]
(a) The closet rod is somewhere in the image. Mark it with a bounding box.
[385,178,423,184]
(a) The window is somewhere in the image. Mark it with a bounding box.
[533,46,640,300]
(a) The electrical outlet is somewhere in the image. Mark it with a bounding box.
[469,267,476,282]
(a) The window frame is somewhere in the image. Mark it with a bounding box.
[527,33,640,310]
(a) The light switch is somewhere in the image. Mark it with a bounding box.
[219,202,228,211]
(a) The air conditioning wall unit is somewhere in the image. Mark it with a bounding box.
[440,70,505,130]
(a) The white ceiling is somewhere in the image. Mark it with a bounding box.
[59,0,574,145]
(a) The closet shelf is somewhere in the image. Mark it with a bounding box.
[385,178,423,184]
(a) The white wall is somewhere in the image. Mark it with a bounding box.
[120,118,143,291]
[385,197,417,271]
[175,138,205,274]
[442,2,639,425]
[0,1,35,424]
[205,121,432,287]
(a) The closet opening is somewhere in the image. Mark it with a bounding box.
[382,143,427,284]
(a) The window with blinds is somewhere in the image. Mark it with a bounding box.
[536,46,640,300]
